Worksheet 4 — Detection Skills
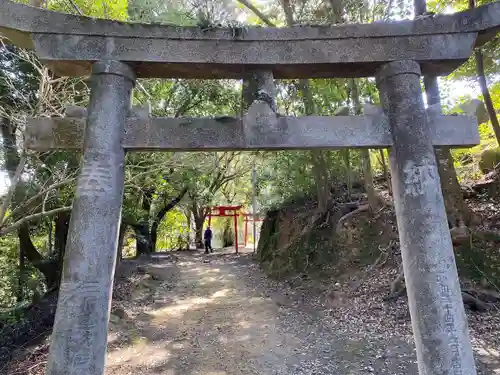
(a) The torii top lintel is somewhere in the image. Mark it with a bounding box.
[0,0,499,79]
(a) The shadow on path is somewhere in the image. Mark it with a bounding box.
[105,250,418,375]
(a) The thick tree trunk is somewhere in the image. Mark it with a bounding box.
[52,212,70,287]
[423,76,472,225]
[435,148,471,225]
[150,223,159,252]
[311,151,330,212]
[194,216,205,249]
[18,225,60,289]
[222,220,234,247]
[54,212,69,256]
[135,222,151,256]
[150,187,188,252]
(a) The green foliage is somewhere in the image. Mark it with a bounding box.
[0,45,40,115]
[0,236,19,307]
[155,209,190,251]
[3,0,500,311]
[479,147,500,173]
[45,0,128,20]
[455,234,500,286]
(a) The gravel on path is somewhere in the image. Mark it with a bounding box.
[105,251,419,375]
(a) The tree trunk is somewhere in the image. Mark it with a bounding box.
[423,76,472,225]
[222,220,234,247]
[360,149,377,210]
[17,241,25,302]
[379,149,392,195]
[18,225,60,289]
[194,216,205,249]
[435,148,471,225]
[0,117,19,181]
[1,118,59,293]
[47,220,53,254]
[54,212,69,257]
[474,49,500,145]
[469,0,500,145]
[150,222,159,252]
[342,149,352,198]
[135,223,151,256]
[53,212,70,286]
[279,1,332,212]
[150,187,188,252]
[298,74,330,211]
[311,151,330,212]
[349,78,377,210]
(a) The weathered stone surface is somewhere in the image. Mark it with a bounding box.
[0,0,497,41]
[45,61,135,375]
[29,33,478,79]
[25,112,479,151]
[0,0,498,78]
[242,71,276,113]
[377,60,476,375]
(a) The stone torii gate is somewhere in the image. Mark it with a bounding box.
[1,1,500,374]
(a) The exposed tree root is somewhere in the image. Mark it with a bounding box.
[463,288,500,303]
[335,204,369,234]
[384,267,498,312]
[280,211,322,252]
[281,201,362,252]
[462,291,488,312]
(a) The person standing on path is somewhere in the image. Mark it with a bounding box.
[204,226,213,254]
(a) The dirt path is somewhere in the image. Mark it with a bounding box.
[105,251,420,375]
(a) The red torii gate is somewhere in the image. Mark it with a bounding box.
[242,213,264,247]
[207,205,242,254]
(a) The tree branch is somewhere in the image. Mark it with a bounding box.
[9,177,76,219]
[68,0,84,15]
[0,154,26,226]
[0,206,72,235]
[237,0,276,26]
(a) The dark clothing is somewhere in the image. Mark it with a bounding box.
[204,228,213,253]
[204,228,212,240]
[204,239,213,253]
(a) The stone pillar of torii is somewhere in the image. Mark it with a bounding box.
[1,1,499,374]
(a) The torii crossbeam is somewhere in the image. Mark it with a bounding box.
[1,1,499,375]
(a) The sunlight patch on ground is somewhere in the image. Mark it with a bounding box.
[149,297,213,318]
[473,342,500,374]
[106,339,173,367]
[148,288,235,320]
